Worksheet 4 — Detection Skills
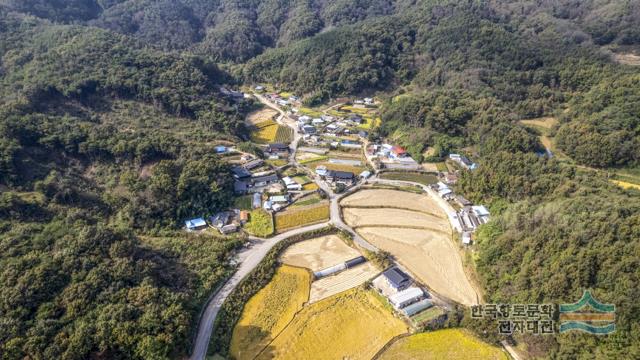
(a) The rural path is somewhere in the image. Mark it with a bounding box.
[190,94,375,360]
[190,221,330,360]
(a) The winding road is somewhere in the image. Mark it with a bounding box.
[189,94,472,359]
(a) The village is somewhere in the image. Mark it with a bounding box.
[190,85,495,359]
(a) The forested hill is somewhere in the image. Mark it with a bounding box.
[2,0,639,62]
[0,10,250,359]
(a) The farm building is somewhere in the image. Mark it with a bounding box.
[359,170,371,179]
[239,211,249,224]
[472,205,490,223]
[243,158,264,170]
[390,146,407,159]
[313,263,347,278]
[234,180,248,194]
[325,170,356,185]
[443,172,458,184]
[455,195,472,207]
[252,193,262,209]
[214,145,227,153]
[401,299,433,317]
[266,143,290,154]
[434,182,453,199]
[263,200,273,210]
[449,153,477,170]
[269,195,290,203]
[382,267,411,291]
[302,125,317,134]
[209,212,231,229]
[389,287,424,309]
[220,224,239,234]
[358,130,368,139]
[283,177,302,191]
[462,232,472,245]
[315,166,328,176]
[251,174,279,187]
[345,256,366,268]
[185,218,207,231]
[299,115,312,123]
[232,166,251,179]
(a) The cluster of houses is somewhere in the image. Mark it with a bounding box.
[314,166,370,189]
[184,209,249,235]
[264,92,300,107]
[373,267,434,317]
[219,87,248,102]
[431,181,490,245]
[367,143,421,171]
[292,113,368,142]
[232,144,293,194]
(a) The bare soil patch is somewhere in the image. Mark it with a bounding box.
[613,52,640,66]
[519,117,557,129]
[280,235,360,271]
[246,108,278,125]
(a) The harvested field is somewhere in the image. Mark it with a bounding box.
[275,125,293,143]
[256,288,407,360]
[296,152,325,162]
[357,227,477,305]
[342,189,478,305]
[340,189,436,211]
[280,234,360,271]
[343,208,449,231]
[309,262,378,303]
[379,329,508,360]
[230,265,311,360]
[246,108,278,125]
[379,172,438,186]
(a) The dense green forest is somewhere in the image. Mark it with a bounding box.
[1,0,639,359]
[0,9,249,359]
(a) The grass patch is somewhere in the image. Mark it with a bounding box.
[611,179,640,190]
[378,329,508,360]
[379,172,438,186]
[257,287,407,360]
[291,195,321,207]
[275,204,330,232]
[435,162,448,172]
[230,265,311,360]
[299,156,328,165]
[266,159,288,167]
[233,195,253,210]
[292,175,311,184]
[302,183,319,191]
[245,209,274,237]
[411,307,445,325]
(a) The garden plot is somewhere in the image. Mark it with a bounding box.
[309,262,378,303]
[342,189,478,306]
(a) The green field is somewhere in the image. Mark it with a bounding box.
[233,195,253,210]
[379,329,508,360]
[379,172,438,185]
[244,209,274,237]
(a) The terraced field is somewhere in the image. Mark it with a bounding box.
[230,265,311,360]
[379,329,508,360]
[256,288,407,360]
[341,189,478,305]
[274,203,330,232]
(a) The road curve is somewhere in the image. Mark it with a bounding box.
[190,222,330,360]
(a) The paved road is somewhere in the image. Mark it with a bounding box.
[190,221,330,360]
